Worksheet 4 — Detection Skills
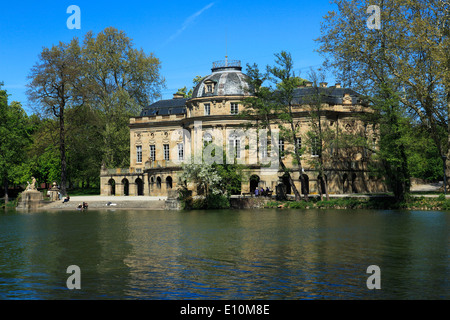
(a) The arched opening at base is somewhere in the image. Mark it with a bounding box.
[108,178,115,196]
[249,175,260,194]
[122,178,129,196]
[135,178,144,196]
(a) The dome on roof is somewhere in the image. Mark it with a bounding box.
[191,59,252,99]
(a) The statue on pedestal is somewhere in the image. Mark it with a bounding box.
[25,177,37,191]
[17,177,44,210]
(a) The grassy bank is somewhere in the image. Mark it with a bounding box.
[265,194,450,211]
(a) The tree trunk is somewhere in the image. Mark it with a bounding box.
[59,103,67,197]
[288,104,308,201]
[323,177,330,201]
[3,178,8,207]
[446,89,450,193]
[279,159,301,200]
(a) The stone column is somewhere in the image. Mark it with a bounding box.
[116,183,123,196]
[129,182,136,196]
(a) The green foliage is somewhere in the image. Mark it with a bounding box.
[402,122,444,181]
[179,163,223,197]
[0,84,32,196]
[266,194,450,210]
[368,85,411,201]
[178,185,230,210]
[205,193,230,209]
[213,162,244,195]
[22,27,165,193]
[316,0,449,199]
[178,159,238,209]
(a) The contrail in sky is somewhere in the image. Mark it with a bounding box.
[162,3,215,47]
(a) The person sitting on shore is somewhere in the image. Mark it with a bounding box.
[82,202,88,210]
[62,195,70,203]
[255,188,259,197]
[260,187,265,197]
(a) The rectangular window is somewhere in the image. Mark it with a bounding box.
[229,136,241,158]
[178,143,184,161]
[204,103,210,116]
[295,137,302,157]
[235,139,240,158]
[164,144,170,160]
[279,138,284,155]
[311,137,320,156]
[149,145,156,161]
[259,137,268,159]
[136,145,142,163]
[230,103,239,115]
[295,137,302,151]
[207,84,212,93]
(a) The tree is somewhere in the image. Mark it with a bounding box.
[27,39,83,196]
[267,51,310,201]
[369,84,411,201]
[0,83,32,203]
[24,117,61,188]
[302,69,331,200]
[175,86,192,98]
[176,75,205,98]
[65,104,103,188]
[179,163,223,199]
[82,27,165,168]
[241,53,309,201]
[316,0,449,199]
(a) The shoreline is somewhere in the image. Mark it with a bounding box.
[36,195,170,211]
[5,193,450,212]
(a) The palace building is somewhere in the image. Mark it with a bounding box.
[100,59,387,197]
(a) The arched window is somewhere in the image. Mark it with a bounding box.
[156,177,162,189]
[203,132,213,146]
[166,176,173,189]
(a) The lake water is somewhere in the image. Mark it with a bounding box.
[0,208,448,300]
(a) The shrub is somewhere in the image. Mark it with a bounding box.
[206,193,230,209]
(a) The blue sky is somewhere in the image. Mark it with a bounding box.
[0,0,338,114]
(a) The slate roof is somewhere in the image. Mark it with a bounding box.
[139,98,187,117]
[291,86,364,106]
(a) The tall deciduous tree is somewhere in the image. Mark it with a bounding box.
[27,39,83,196]
[316,0,449,197]
[302,69,331,200]
[241,56,307,201]
[268,51,309,201]
[82,27,165,168]
[0,83,31,203]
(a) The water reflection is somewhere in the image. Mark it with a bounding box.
[0,209,448,299]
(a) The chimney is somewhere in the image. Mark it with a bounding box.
[173,93,184,99]
[335,83,341,88]
[320,82,328,88]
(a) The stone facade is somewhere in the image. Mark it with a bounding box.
[100,59,387,197]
